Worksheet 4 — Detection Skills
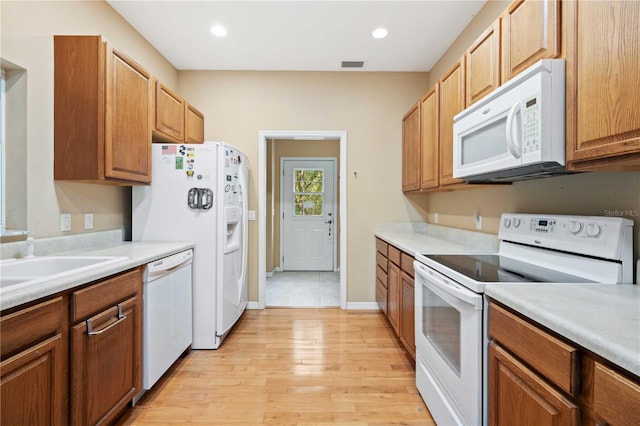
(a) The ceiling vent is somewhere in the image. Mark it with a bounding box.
[341,60,365,69]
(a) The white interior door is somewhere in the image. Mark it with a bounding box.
[282,158,335,271]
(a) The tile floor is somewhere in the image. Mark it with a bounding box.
[266,271,340,307]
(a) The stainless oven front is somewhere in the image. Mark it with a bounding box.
[414,260,484,426]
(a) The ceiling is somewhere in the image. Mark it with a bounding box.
[106,1,487,72]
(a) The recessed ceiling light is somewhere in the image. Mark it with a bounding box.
[372,28,388,39]
[210,25,227,37]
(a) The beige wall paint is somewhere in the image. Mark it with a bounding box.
[420,0,640,264]
[268,139,341,272]
[1,0,177,238]
[178,71,431,302]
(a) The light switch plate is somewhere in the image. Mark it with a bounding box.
[61,213,71,232]
[84,213,94,230]
[247,210,256,221]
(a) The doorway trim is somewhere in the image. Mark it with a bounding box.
[280,157,338,272]
[258,131,347,309]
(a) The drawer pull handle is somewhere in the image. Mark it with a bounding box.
[86,304,127,336]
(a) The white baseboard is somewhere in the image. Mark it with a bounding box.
[246,301,261,310]
[346,302,380,310]
[266,271,273,278]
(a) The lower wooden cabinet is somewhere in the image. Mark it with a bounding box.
[374,237,415,360]
[0,297,68,426]
[71,297,140,425]
[387,261,400,334]
[0,268,143,426]
[489,300,640,426]
[489,342,579,426]
[70,269,142,426]
[400,271,415,359]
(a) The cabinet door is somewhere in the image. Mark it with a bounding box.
[501,0,560,82]
[71,296,141,426]
[489,342,579,426]
[375,278,388,315]
[420,85,439,190]
[0,297,68,426]
[1,334,67,426]
[387,262,400,334]
[564,0,640,170]
[592,361,640,426]
[399,271,415,359]
[466,20,501,106]
[153,81,185,143]
[185,104,205,144]
[402,102,421,192]
[105,45,152,183]
[439,58,466,186]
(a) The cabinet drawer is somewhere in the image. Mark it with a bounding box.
[376,251,388,272]
[593,361,640,425]
[71,268,141,323]
[489,303,579,395]
[388,245,401,266]
[1,297,66,358]
[375,238,388,256]
[401,252,415,276]
[376,265,388,288]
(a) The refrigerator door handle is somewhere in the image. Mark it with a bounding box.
[187,188,201,209]
[201,188,214,210]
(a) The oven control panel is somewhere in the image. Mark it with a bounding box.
[499,213,633,260]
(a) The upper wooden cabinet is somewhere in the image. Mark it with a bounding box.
[466,19,501,106]
[563,0,640,171]
[152,80,205,144]
[153,81,185,143]
[501,0,560,82]
[185,104,205,144]
[439,58,466,187]
[401,102,421,192]
[54,35,152,184]
[420,85,439,190]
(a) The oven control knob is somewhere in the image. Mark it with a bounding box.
[512,218,521,228]
[569,220,583,235]
[503,218,512,228]
[586,223,601,238]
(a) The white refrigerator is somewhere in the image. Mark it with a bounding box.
[133,142,248,349]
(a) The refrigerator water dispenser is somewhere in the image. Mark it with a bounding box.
[224,206,241,253]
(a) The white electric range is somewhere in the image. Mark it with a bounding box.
[413,213,634,426]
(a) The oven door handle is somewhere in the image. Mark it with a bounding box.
[415,262,483,309]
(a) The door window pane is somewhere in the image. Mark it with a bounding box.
[293,168,324,216]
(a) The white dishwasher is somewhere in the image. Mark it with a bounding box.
[140,249,193,396]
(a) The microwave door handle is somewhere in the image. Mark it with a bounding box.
[506,102,522,159]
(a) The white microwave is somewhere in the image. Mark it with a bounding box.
[453,59,566,182]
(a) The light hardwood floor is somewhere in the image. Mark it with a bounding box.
[118,308,435,425]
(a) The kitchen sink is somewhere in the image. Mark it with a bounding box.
[0,256,128,289]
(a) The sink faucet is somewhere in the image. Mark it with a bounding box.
[25,237,35,258]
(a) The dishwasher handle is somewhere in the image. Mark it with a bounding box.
[145,249,193,282]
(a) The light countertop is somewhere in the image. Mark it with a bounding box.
[486,284,640,377]
[1,241,193,311]
[374,222,499,255]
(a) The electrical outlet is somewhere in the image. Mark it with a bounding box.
[434,213,439,224]
[475,214,482,230]
[84,213,94,230]
[61,213,71,232]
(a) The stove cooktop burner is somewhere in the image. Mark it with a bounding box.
[423,254,595,284]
